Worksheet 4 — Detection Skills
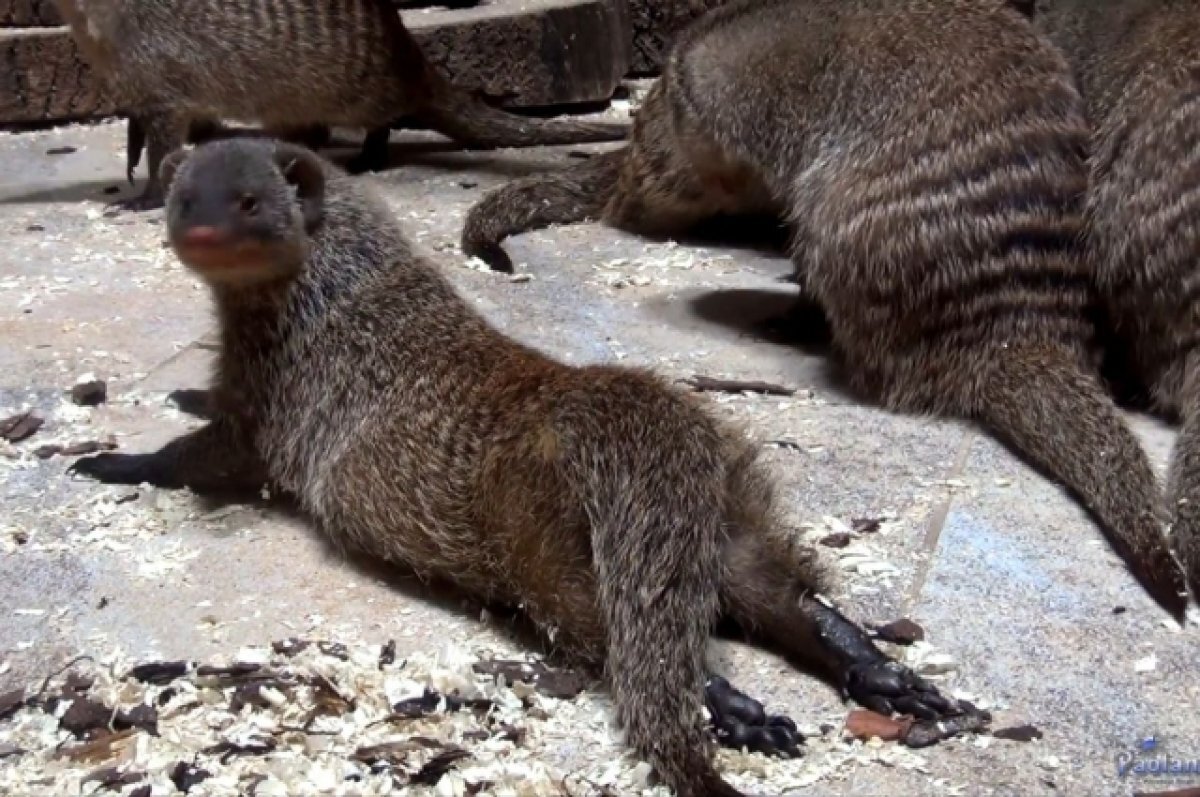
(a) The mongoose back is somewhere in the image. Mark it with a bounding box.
[69,138,982,797]
[1032,0,1200,599]
[52,0,629,210]
[461,0,1191,618]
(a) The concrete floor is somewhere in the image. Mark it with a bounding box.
[0,119,1197,797]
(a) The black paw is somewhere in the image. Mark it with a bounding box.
[69,453,158,486]
[462,239,514,274]
[843,659,958,720]
[705,675,803,758]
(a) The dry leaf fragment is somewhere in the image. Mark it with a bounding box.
[682,375,795,396]
[57,728,136,763]
[819,533,852,548]
[69,380,108,407]
[379,640,397,669]
[81,764,144,791]
[472,659,587,700]
[851,518,883,533]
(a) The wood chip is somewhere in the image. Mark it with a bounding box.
[851,517,882,533]
[169,761,212,793]
[0,688,25,720]
[472,659,587,700]
[844,709,913,742]
[409,747,471,786]
[126,660,188,685]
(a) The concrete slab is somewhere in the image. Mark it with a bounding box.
[0,120,1196,797]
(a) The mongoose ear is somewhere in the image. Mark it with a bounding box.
[273,143,326,231]
[158,148,191,196]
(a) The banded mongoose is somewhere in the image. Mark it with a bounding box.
[69,138,983,797]
[52,0,629,211]
[459,0,1191,618]
[1031,0,1200,600]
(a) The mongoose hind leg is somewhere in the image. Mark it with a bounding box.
[113,109,189,211]
[720,528,986,733]
[347,127,392,174]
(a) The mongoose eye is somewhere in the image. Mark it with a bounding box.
[239,194,260,214]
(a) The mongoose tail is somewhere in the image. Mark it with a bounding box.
[560,394,745,797]
[1168,361,1200,599]
[978,344,1189,619]
[417,72,630,151]
[460,148,625,272]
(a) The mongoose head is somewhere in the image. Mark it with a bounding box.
[159,139,326,286]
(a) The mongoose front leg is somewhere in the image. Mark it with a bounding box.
[347,127,391,174]
[113,109,188,211]
[704,675,804,757]
[69,419,265,493]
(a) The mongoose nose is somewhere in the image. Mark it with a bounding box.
[180,225,228,247]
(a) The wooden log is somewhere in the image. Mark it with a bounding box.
[628,0,729,75]
[0,0,631,127]
[0,0,61,27]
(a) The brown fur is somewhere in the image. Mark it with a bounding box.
[69,138,981,796]
[1033,0,1200,599]
[461,0,1190,618]
[53,0,628,210]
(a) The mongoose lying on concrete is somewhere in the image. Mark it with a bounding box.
[459,0,1190,619]
[70,138,984,796]
[1032,0,1200,601]
[52,0,629,211]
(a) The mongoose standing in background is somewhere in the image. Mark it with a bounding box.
[1031,0,1200,599]
[460,0,1191,618]
[52,0,629,211]
[69,138,983,797]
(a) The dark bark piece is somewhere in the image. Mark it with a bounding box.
[683,375,796,396]
[819,532,852,548]
[0,743,24,759]
[471,659,587,699]
[628,0,730,74]
[379,640,397,668]
[203,737,276,763]
[0,689,26,720]
[871,618,926,646]
[393,687,442,718]
[81,765,143,790]
[851,517,882,533]
[69,380,107,406]
[992,724,1044,742]
[271,638,311,657]
[169,762,211,793]
[0,411,43,442]
[126,660,188,685]
[59,697,112,737]
[409,748,471,786]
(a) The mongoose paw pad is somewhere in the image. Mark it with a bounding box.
[69,452,155,485]
[845,660,987,722]
[705,675,803,758]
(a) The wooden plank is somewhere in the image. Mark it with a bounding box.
[0,28,115,125]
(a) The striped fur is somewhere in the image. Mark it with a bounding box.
[1035,0,1200,600]
[53,0,627,209]
[71,139,984,797]
[462,0,1190,617]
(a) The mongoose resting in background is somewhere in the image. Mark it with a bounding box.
[68,139,982,797]
[1031,0,1200,599]
[52,0,629,211]
[460,0,1191,618]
